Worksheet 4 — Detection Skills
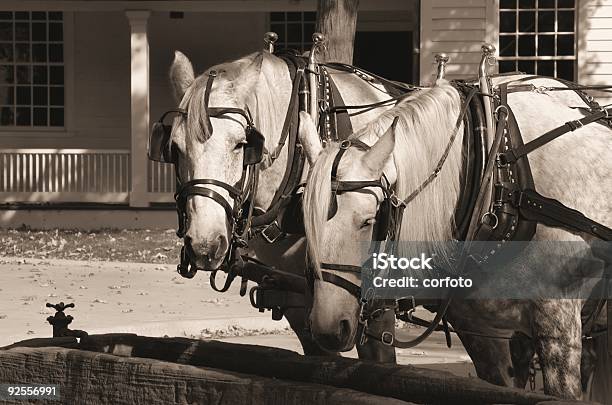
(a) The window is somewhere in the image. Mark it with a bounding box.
[0,11,64,128]
[269,12,316,53]
[498,0,576,81]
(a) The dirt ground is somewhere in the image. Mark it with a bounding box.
[0,255,478,376]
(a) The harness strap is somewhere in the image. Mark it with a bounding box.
[320,272,361,298]
[516,189,612,241]
[500,108,611,165]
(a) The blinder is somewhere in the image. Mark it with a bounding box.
[148,109,185,163]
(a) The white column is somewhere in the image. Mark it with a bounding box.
[126,10,151,207]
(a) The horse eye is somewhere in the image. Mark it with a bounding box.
[361,218,376,229]
[234,141,247,151]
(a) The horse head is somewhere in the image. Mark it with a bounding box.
[166,50,292,271]
[300,113,397,351]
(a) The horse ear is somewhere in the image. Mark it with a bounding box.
[170,51,195,102]
[361,117,398,175]
[298,112,322,165]
[231,52,264,102]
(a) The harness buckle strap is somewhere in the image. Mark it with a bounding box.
[566,119,584,131]
[260,221,284,243]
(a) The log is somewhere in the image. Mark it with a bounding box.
[3,334,561,404]
[0,347,412,405]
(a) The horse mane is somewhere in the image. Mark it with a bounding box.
[174,51,290,149]
[304,80,463,275]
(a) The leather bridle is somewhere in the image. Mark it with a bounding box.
[151,70,265,280]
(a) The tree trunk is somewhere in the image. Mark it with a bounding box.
[315,0,360,64]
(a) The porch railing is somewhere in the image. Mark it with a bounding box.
[0,149,132,203]
[0,149,177,204]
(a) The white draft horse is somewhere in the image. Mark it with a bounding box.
[167,49,410,361]
[300,77,611,400]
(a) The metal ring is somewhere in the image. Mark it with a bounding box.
[208,69,218,77]
[381,331,394,346]
[481,212,499,229]
[340,140,351,150]
[494,104,508,117]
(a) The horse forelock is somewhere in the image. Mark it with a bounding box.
[304,143,339,279]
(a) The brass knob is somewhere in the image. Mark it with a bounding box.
[312,32,326,45]
[264,32,278,53]
[435,53,449,64]
[481,43,496,56]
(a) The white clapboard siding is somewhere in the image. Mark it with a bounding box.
[579,0,612,104]
[420,0,496,85]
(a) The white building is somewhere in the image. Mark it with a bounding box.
[0,0,605,229]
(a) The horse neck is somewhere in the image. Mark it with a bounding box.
[392,85,464,261]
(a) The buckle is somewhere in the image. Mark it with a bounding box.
[381,331,394,346]
[260,221,284,243]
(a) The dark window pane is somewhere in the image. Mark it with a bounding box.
[518,35,536,56]
[304,23,315,42]
[539,0,555,8]
[0,65,13,84]
[287,12,301,22]
[557,60,574,80]
[15,12,29,20]
[304,11,316,21]
[0,86,14,104]
[286,23,301,43]
[49,22,62,41]
[32,22,46,41]
[31,12,46,20]
[33,107,47,125]
[270,24,284,40]
[16,86,30,104]
[0,12,13,20]
[558,10,574,32]
[48,12,63,21]
[0,22,12,40]
[33,66,47,84]
[15,44,30,62]
[500,11,516,33]
[0,43,13,62]
[500,0,516,8]
[499,60,516,73]
[15,22,29,41]
[538,35,555,56]
[50,66,63,84]
[16,66,30,84]
[50,107,63,126]
[538,11,555,32]
[50,87,63,106]
[0,106,14,125]
[537,60,554,76]
[518,60,536,74]
[32,43,47,62]
[16,106,30,126]
[557,0,574,7]
[499,35,517,56]
[49,44,62,62]
[519,11,535,32]
[270,12,284,22]
[521,0,536,8]
[557,34,574,55]
[33,86,47,105]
